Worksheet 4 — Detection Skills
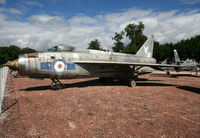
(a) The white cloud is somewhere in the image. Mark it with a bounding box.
[9,8,22,14]
[0,8,200,51]
[23,1,43,7]
[141,10,200,43]
[0,7,22,14]
[29,14,65,24]
[0,0,6,5]
[181,0,200,4]
[68,15,97,26]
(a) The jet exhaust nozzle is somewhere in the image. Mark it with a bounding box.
[3,59,19,70]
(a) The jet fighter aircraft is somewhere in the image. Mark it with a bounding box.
[4,35,181,89]
[173,49,200,73]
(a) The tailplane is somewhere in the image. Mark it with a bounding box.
[173,49,180,64]
[136,34,154,58]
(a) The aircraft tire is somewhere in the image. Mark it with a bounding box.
[51,83,63,90]
[128,78,136,87]
[166,71,170,75]
[51,79,64,90]
[13,73,18,78]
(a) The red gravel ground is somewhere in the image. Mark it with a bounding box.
[1,72,200,137]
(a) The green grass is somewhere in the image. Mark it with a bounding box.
[25,97,31,102]
[0,65,4,69]
[88,112,93,116]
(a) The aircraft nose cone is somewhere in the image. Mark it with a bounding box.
[3,59,19,70]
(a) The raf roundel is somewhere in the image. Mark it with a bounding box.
[54,60,66,73]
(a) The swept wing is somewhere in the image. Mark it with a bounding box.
[74,61,181,68]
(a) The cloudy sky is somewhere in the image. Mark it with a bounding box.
[0,0,200,51]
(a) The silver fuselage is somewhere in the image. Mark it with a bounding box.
[18,50,156,79]
[177,61,198,71]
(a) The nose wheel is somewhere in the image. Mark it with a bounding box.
[51,79,64,90]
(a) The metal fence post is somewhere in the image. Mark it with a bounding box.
[0,67,9,114]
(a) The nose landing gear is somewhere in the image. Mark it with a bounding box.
[51,79,64,90]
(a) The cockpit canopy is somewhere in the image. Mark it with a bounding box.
[47,44,75,52]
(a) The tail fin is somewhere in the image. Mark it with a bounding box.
[136,34,154,58]
[161,58,168,64]
[173,49,180,64]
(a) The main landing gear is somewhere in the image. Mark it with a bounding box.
[166,71,170,75]
[51,78,64,90]
[127,66,137,87]
[99,77,137,87]
[128,78,136,87]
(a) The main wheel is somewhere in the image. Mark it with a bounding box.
[13,73,18,78]
[166,71,170,75]
[128,79,136,87]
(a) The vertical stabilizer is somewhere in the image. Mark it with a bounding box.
[136,34,154,58]
[173,49,180,64]
[161,59,168,64]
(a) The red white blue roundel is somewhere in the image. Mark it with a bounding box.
[53,59,66,73]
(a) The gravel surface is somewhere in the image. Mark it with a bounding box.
[1,72,200,137]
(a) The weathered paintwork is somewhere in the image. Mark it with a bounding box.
[18,50,156,79]
[5,35,187,88]
[173,49,200,72]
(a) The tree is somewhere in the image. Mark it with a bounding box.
[124,22,146,46]
[121,45,139,54]
[112,31,125,52]
[111,22,147,54]
[20,47,37,54]
[88,39,103,50]
[8,45,21,61]
[114,22,147,54]
[0,47,9,64]
[153,35,200,62]
[0,45,37,64]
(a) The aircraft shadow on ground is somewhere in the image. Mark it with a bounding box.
[21,79,123,91]
[136,82,177,87]
[136,78,161,81]
[151,74,200,78]
[20,78,174,92]
[170,74,200,78]
[176,86,200,94]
